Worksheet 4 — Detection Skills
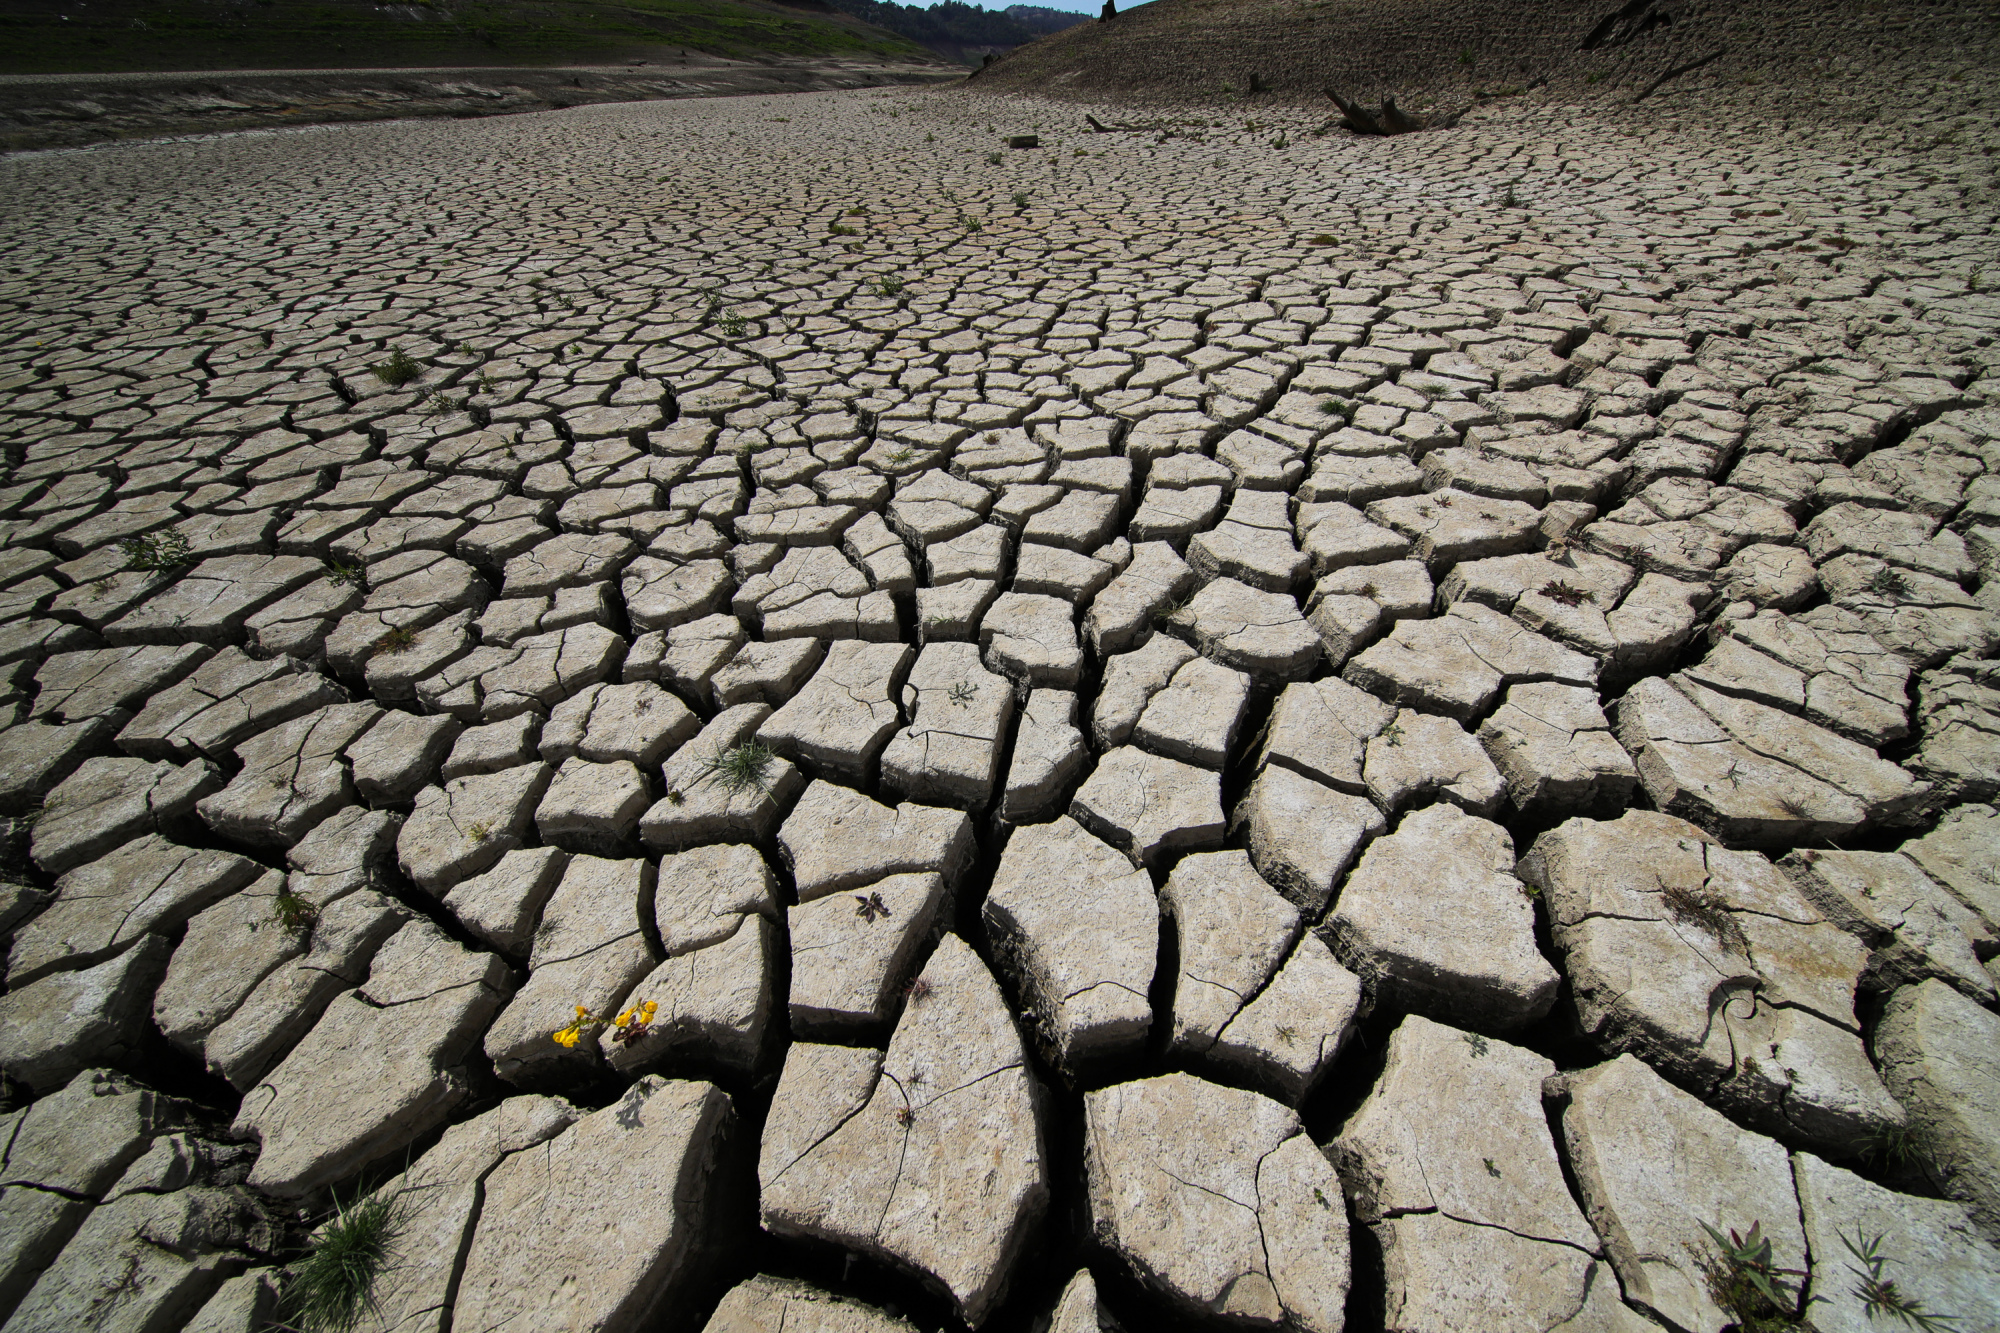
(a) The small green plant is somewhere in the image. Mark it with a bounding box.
[947,680,976,707]
[324,560,364,588]
[372,624,419,656]
[987,151,1004,164]
[1483,1157,1502,1178]
[855,891,891,923]
[959,214,983,233]
[271,887,320,943]
[1539,579,1594,607]
[1841,1230,1961,1329]
[1319,398,1352,420]
[848,205,869,216]
[280,1190,401,1333]
[1307,233,1336,246]
[1012,191,1029,208]
[874,275,906,297]
[369,348,422,387]
[1462,1032,1489,1057]
[1380,721,1405,747]
[1274,1024,1298,1045]
[718,311,748,338]
[887,446,915,465]
[1699,1220,1816,1331]
[829,223,859,237]
[1869,565,1911,598]
[1271,132,1289,150]
[701,741,776,797]
[1585,71,1605,85]
[466,820,491,843]
[1458,48,1475,66]
[1862,1124,1927,1172]
[118,528,192,572]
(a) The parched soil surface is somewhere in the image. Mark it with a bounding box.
[0,68,1998,1333]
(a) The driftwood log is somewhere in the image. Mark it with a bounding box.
[1324,90,1465,135]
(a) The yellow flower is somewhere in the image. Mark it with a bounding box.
[575,1005,589,1018]
[552,1026,579,1048]
[642,1001,659,1016]
[616,1009,635,1027]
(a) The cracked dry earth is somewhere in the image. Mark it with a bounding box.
[0,80,1999,1333]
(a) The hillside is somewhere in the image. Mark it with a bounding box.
[970,0,2000,116]
[0,0,939,75]
[823,0,1087,65]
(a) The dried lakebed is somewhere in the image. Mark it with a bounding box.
[0,84,1998,1332]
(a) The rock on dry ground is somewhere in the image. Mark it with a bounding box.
[0,53,1997,1332]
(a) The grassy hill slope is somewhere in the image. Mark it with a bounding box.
[0,0,938,74]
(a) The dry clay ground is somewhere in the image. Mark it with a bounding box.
[0,76,1998,1333]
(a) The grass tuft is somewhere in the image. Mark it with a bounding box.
[700,741,776,797]
[369,348,422,388]
[281,1191,399,1333]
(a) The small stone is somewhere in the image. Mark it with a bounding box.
[1084,1072,1348,1331]
[790,872,947,1038]
[1363,707,1507,817]
[1233,763,1385,914]
[443,847,570,954]
[985,816,1157,1072]
[535,757,650,856]
[760,935,1048,1327]
[1001,688,1088,822]
[1875,979,2000,1240]
[451,1078,739,1333]
[0,935,170,1092]
[1327,803,1556,1032]
[1071,746,1225,869]
[779,780,974,903]
[235,920,513,1197]
[1560,1053,1806,1333]
[397,762,554,895]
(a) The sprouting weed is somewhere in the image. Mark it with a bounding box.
[665,788,685,805]
[1483,1157,1502,1178]
[1539,579,1594,607]
[1518,881,1543,901]
[699,741,776,798]
[1273,1024,1298,1045]
[1698,1220,1815,1330]
[552,998,658,1050]
[1869,565,1911,599]
[1307,233,1336,246]
[271,888,320,943]
[905,977,933,1003]
[829,223,859,237]
[947,680,976,707]
[855,892,891,923]
[848,205,869,216]
[324,560,364,588]
[959,214,984,233]
[1462,1032,1490,1057]
[1380,722,1405,747]
[1318,398,1352,419]
[466,821,492,843]
[1012,192,1029,208]
[369,348,422,387]
[894,1104,916,1127]
[1841,1230,1961,1330]
[887,446,916,465]
[1312,1187,1332,1209]
[987,151,1004,164]
[1863,1124,1927,1172]
[118,529,192,572]
[372,624,419,656]
[874,275,906,298]
[718,311,748,338]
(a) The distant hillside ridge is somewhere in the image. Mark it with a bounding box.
[968,0,2000,117]
[0,0,943,75]
[823,0,1088,65]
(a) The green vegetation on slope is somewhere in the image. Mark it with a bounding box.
[821,0,1085,64]
[0,0,932,74]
